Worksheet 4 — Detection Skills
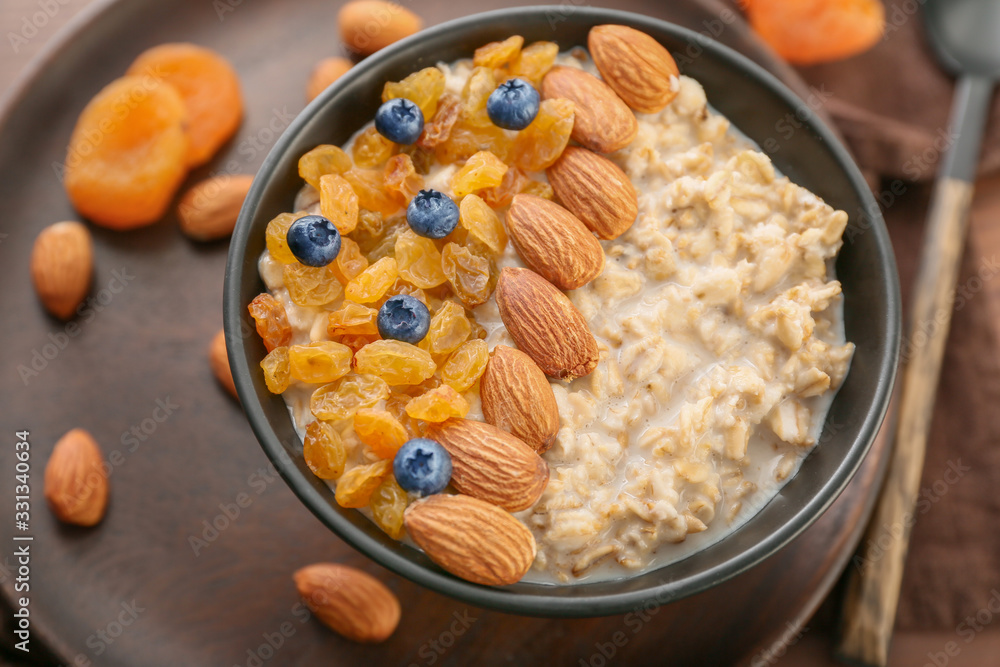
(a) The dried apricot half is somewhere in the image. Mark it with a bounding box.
[745,0,885,65]
[64,76,188,230]
[127,43,243,166]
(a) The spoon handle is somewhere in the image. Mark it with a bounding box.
[838,74,994,667]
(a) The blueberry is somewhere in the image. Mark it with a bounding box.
[374,98,424,145]
[406,189,459,239]
[394,438,452,496]
[487,78,540,131]
[377,294,430,344]
[286,215,341,267]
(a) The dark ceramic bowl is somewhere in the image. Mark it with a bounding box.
[224,6,900,617]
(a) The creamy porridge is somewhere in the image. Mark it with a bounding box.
[253,43,854,584]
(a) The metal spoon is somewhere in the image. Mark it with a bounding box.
[838,1,998,665]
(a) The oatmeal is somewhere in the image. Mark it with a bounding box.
[251,33,853,585]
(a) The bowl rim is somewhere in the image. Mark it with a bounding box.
[225,5,901,617]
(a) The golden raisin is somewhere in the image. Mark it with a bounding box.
[335,459,392,508]
[328,301,379,337]
[452,150,508,198]
[434,122,511,164]
[343,167,401,217]
[511,98,575,172]
[64,76,188,230]
[311,374,390,421]
[510,41,559,86]
[345,256,398,303]
[319,174,359,234]
[352,126,396,168]
[404,385,470,422]
[459,194,507,254]
[375,279,428,310]
[417,93,461,149]
[401,144,434,174]
[521,180,554,200]
[459,67,497,128]
[260,346,291,394]
[299,144,352,190]
[425,300,472,356]
[354,339,436,385]
[395,229,447,289]
[369,475,408,539]
[248,293,292,351]
[284,262,343,306]
[382,66,446,120]
[329,237,369,285]
[482,166,528,208]
[266,212,299,264]
[440,339,489,392]
[441,243,492,308]
[354,408,408,458]
[126,43,243,168]
[288,341,353,383]
[383,154,424,205]
[303,420,346,479]
[473,35,524,69]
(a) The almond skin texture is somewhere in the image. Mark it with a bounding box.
[506,194,604,290]
[307,57,353,102]
[426,418,548,512]
[44,429,108,526]
[177,174,254,241]
[338,1,423,56]
[588,25,680,113]
[293,563,400,643]
[209,330,237,398]
[547,146,638,240]
[495,267,599,380]
[404,494,536,586]
[30,221,93,320]
[541,65,637,153]
[481,345,560,453]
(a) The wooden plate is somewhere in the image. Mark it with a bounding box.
[0,0,888,664]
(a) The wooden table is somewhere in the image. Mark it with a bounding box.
[2,1,999,665]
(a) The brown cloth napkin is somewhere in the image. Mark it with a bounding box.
[720,0,1000,633]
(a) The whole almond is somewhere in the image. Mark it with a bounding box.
[481,345,560,453]
[589,25,680,113]
[338,0,423,56]
[44,428,108,527]
[506,194,604,290]
[426,418,548,512]
[209,330,237,399]
[541,65,637,153]
[307,57,353,102]
[547,146,638,240]
[404,494,536,586]
[293,563,400,642]
[30,221,93,320]
[495,267,599,380]
[177,174,254,241]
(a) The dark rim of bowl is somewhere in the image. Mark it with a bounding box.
[225,6,900,617]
